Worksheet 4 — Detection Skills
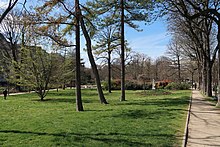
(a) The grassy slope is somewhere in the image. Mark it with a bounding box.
[0,89,190,147]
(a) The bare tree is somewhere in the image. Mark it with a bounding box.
[164,2,218,96]
[158,0,220,103]
[166,37,183,82]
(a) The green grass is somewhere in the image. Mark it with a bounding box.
[0,89,191,147]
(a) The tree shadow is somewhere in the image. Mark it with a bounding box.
[117,96,189,108]
[31,98,101,104]
[32,98,75,103]
[0,129,180,146]
[84,108,114,112]
[110,109,178,120]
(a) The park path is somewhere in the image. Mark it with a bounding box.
[0,91,33,97]
[187,90,220,147]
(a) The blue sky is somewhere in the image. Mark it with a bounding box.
[126,19,170,59]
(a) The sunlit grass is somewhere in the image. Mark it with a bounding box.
[0,89,191,146]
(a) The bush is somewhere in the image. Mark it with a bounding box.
[125,81,143,90]
[165,82,190,90]
[102,80,121,90]
[102,80,152,90]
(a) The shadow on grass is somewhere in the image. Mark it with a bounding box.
[32,98,75,103]
[31,98,100,104]
[117,96,189,107]
[109,96,189,120]
[137,90,172,96]
[111,109,179,120]
[0,129,179,146]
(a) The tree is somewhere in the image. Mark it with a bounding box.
[78,6,108,104]
[93,25,120,93]
[32,0,86,109]
[86,0,156,101]
[0,10,24,91]
[126,52,152,80]
[154,56,173,81]
[161,1,219,97]
[166,37,183,82]
[75,0,83,111]
[137,74,149,93]
[11,45,54,100]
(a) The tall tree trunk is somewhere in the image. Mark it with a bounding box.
[204,16,214,97]
[198,62,202,90]
[75,0,83,111]
[63,48,67,90]
[206,58,212,97]
[120,0,125,101]
[177,55,181,82]
[217,24,220,106]
[218,46,220,105]
[108,50,112,93]
[201,58,207,95]
[79,9,108,104]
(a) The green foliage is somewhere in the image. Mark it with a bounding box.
[165,82,190,90]
[0,89,190,146]
[102,79,121,90]
[102,80,152,90]
[13,46,55,100]
[125,81,142,90]
[125,81,151,90]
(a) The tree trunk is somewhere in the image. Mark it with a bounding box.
[79,9,108,104]
[120,0,125,101]
[177,55,181,82]
[75,0,84,111]
[191,71,194,89]
[202,59,207,95]
[206,58,212,97]
[204,16,213,97]
[218,45,220,105]
[217,24,220,106]
[38,88,44,101]
[198,63,202,90]
[108,50,112,93]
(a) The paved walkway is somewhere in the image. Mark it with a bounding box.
[187,90,220,147]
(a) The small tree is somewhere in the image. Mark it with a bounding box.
[17,46,54,100]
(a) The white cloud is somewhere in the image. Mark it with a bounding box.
[129,32,171,59]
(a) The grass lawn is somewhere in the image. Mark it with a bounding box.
[0,89,191,147]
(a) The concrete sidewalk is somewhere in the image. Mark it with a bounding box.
[187,90,220,147]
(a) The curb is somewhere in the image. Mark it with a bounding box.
[182,91,193,147]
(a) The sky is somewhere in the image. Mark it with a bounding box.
[81,19,171,67]
[125,19,170,59]
[0,0,171,66]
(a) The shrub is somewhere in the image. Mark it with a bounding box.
[125,81,143,90]
[165,82,190,90]
[102,80,152,90]
[102,79,121,90]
